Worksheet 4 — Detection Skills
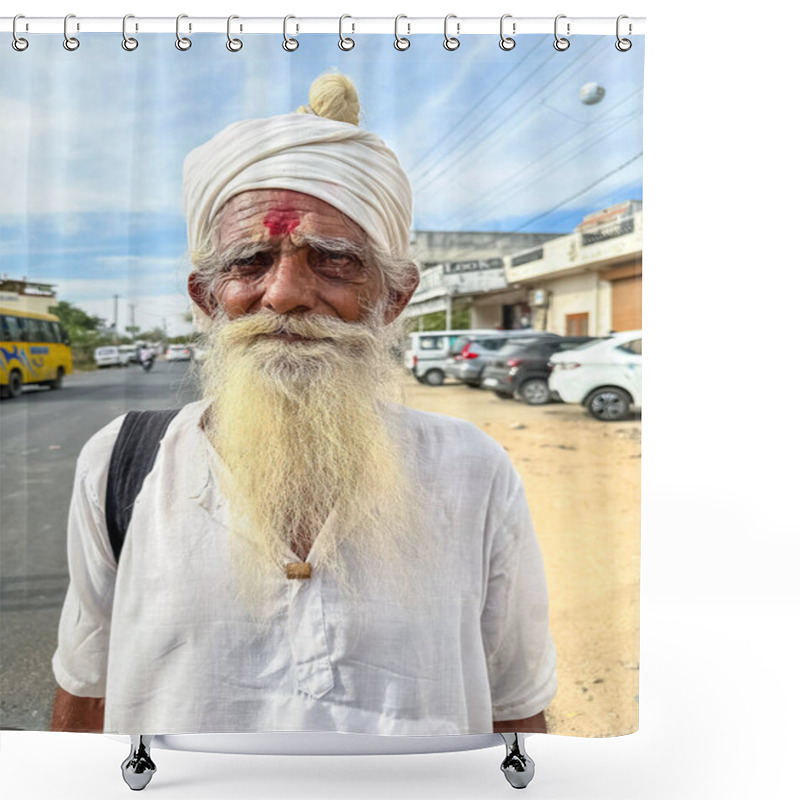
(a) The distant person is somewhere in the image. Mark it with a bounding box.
[138,343,156,371]
[51,74,556,737]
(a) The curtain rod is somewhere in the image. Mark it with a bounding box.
[0,16,645,36]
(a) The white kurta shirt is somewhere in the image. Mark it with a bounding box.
[53,401,556,735]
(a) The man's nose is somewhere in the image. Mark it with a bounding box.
[257,252,317,315]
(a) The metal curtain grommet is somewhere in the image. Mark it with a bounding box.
[63,13,79,51]
[12,15,29,51]
[122,15,138,51]
[227,15,243,51]
[443,14,460,51]
[553,14,570,51]
[616,15,632,51]
[176,14,192,50]
[499,14,515,50]
[394,15,410,50]
[283,15,299,51]
[339,15,354,50]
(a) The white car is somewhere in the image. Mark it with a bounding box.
[166,344,193,362]
[548,330,642,421]
[94,346,127,368]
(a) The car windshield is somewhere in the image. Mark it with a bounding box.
[495,338,540,356]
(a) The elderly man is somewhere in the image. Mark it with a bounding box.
[51,76,556,737]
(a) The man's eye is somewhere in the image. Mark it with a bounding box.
[226,254,273,276]
[312,250,365,281]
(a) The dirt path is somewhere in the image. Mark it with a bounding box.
[399,377,640,737]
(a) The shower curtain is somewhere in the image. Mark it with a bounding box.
[0,26,643,743]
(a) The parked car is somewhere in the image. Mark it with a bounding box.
[444,331,555,388]
[548,331,642,421]
[118,345,139,365]
[94,346,129,368]
[404,329,495,386]
[166,344,193,362]
[481,336,597,404]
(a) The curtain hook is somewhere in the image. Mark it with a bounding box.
[443,14,460,51]
[339,15,355,51]
[63,13,80,51]
[616,15,632,51]
[175,14,192,50]
[122,14,138,51]
[226,15,243,51]
[553,14,570,51]
[394,15,410,51]
[499,14,516,51]
[283,15,299,51]
[12,15,29,51]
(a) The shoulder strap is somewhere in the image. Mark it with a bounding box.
[105,409,181,563]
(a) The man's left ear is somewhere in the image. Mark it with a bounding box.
[383,271,420,325]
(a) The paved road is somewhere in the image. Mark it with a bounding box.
[0,360,200,730]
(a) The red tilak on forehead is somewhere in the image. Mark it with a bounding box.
[263,210,300,236]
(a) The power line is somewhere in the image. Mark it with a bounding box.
[511,151,643,232]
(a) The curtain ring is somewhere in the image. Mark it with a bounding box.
[615,15,632,51]
[63,13,80,51]
[12,15,29,51]
[394,15,410,51]
[553,14,570,51]
[443,14,460,51]
[122,15,138,51]
[499,14,515,51]
[338,15,355,51]
[226,15,243,51]
[283,15,299,51]
[175,14,192,50]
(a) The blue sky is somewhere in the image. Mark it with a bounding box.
[0,33,644,335]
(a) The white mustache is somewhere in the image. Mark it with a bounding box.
[216,311,378,347]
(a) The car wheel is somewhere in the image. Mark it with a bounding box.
[493,391,513,400]
[7,370,23,398]
[423,369,445,387]
[586,387,632,421]
[519,379,551,406]
[49,367,65,390]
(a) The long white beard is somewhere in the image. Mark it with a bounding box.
[198,310,425,613]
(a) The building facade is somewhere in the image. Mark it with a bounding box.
[0,278,58,315]
[405,231,563,330]
[505,201,642,336]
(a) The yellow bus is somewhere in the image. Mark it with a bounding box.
[0,307,73,399]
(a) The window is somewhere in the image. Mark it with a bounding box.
[21,317,46,343]
[566,313,589,337]
[617,338,642,355]
[420,336,445,350]
[2,315,23,342]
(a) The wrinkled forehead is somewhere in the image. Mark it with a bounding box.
[215,189,368,253]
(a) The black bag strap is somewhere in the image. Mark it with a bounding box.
[105,409,181,563]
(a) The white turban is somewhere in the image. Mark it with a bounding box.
[182,113,413,260]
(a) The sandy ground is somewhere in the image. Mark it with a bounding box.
[399,376,640,738]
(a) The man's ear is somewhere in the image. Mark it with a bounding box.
[383,270,420,325]
[187,272,217,318]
